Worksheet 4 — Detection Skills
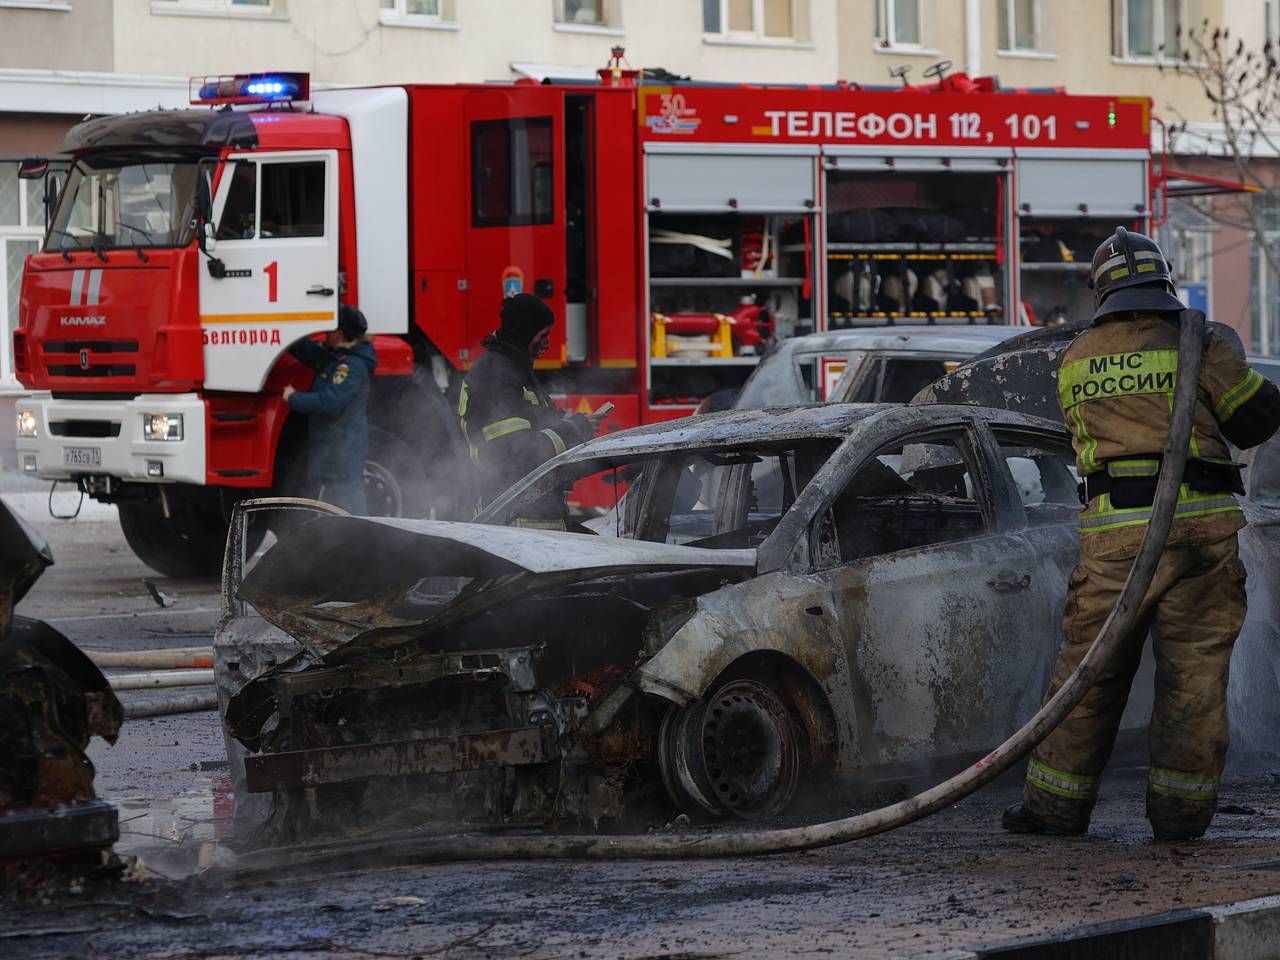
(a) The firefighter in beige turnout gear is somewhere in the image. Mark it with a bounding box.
[1004,227,1280,841]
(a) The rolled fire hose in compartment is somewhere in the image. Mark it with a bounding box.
[238,313,1207,869]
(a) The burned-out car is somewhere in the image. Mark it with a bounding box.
[215,404,1280,837]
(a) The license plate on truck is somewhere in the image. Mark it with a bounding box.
[63,447,101,468]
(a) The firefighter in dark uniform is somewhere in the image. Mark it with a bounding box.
[1004,227,1280,841]
[283,304,377,515]
[459,293,601,526]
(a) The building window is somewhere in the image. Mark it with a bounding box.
[1,160,59,385]
[380,0,439,18]
[703,0,797,41]
[558,0,602,25]
[471,118,554,229]
[876,0,922,48]
[998,0,1051,52]
[1112,0,1183,60]
[152,0,273,12]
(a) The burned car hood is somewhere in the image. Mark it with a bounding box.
[238,515,757,660]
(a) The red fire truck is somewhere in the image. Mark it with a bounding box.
[12,59,1153,576]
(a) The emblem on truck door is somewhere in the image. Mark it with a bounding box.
[79,349,90,370]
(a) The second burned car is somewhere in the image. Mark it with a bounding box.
[218,403,1280,837]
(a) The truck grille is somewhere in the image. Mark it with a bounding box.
[46,363,137,377]
[43,340,140,354]
[48,420,122,439]
[42,340,140,379]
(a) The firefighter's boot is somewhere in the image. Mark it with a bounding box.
[1001,803,1087,836]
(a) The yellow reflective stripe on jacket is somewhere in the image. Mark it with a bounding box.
[1027,757,1099,800]
[481,417,531,442]
[1058,349,1179,411]
[1107,458,1160,477]
[1069,404,1100,473]
[1215,368,1265,421]
[1079,488,1240,533]
[515,517,567,531]
[539,427,567,455]
[1148,766,1219,801]
[522,387,540,406]
[457,382,469,418]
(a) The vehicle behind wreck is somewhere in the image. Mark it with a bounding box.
[215,403,1280,841]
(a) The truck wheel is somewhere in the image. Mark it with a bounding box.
[118,492,229,579]
[365,425,442,519]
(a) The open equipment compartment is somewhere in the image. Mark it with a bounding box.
[643,145,821,409]
[1014,148,1151,327]
[822,149,1011,327]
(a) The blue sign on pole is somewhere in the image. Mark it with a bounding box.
[1180,282,1209,316]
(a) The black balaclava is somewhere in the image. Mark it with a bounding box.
[338,304,368,341]
[496,293,555,349]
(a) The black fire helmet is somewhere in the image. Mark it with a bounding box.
[1089,226,1184,320]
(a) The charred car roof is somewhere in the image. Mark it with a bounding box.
[59,109,259,153]
[566,403,881,461]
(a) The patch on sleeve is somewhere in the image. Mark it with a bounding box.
[332,363,350,385]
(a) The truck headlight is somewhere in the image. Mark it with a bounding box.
[16,409,36,438]
[143,413,183,441]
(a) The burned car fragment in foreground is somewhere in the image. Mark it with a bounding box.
[0,501,122,888]
[217,404,1280,838]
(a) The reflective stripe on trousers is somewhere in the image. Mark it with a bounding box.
[514,517,566,531]
[1148,766,1219,801]
[1026,757,1099,801]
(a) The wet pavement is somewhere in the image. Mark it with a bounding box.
[4,492,1280,959]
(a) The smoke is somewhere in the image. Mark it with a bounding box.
[1226,513,1280,770]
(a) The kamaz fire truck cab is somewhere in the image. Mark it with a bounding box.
[13,61,1155,577]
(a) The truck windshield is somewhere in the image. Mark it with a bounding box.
[47,155,198,251]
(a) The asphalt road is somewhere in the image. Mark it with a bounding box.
[4,490,1280,959]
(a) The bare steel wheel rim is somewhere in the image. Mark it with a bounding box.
[699,680,799,819]
[363,460,403,517]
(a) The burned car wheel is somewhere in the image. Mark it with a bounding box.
[660,679,801,820]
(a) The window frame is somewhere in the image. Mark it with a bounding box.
[257,159,327,240]
[703,0,798,43]
[556,0,603,26]
[1112,0,1185,62]
[215,159,259,242]
[807,423,998,570]
[989,426,1083,531]
[379,0,448,25]
[875,0,924,50]
[1,158,53,385]
[212,156,330,245]
[470,116,556,230]
[151,0,277,15]
[997,0,1047,53]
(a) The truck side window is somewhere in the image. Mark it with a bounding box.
[471,117,554,228]
[260,161,325,238]
[216,162,256,240]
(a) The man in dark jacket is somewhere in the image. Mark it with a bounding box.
[283,305,377,515]
[459,293,600,526]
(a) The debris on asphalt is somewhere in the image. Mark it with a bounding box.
[143,580,175,609]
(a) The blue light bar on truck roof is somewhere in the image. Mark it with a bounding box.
[190,72,310,106]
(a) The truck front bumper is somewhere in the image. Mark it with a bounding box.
[14,392,207,486]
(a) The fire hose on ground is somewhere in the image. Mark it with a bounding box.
[238,313,1206,870]
[86,647,218,717]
